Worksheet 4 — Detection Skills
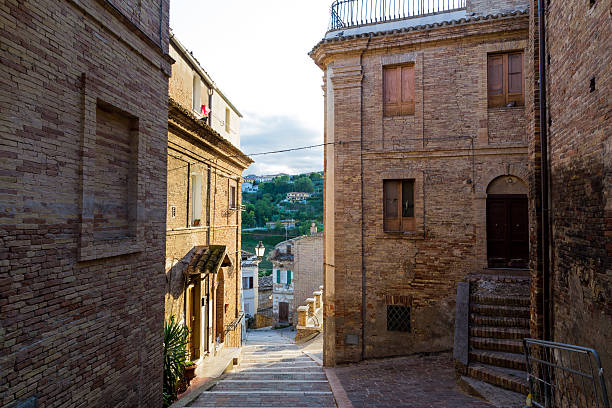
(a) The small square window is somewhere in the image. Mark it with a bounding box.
[387,305,411,332]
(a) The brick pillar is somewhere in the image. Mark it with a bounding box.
[297,306,308,327]
[307,298,315,317]
[314,291,322,309]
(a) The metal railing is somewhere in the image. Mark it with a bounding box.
[224,313,244,348]
[523,339,610,408]
[329,0,466,31]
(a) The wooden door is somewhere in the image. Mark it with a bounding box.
[279,302,289,322]
[487,195,528,268]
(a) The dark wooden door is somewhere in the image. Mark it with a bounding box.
[487,195,528,268]
[279,302,289,322]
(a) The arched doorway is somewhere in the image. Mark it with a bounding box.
[486,175,529,268]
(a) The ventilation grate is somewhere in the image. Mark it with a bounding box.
[387,305,411,332]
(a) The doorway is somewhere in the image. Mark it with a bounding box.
[487,195,528,268]
[279,302,289,322]
[486,176,529,269]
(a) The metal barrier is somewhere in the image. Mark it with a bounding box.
[329,0,466,31]
[523,339,610,408]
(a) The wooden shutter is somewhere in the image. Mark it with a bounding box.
[384,67,400,116]
[276,270,281,284]
[401,180,416,232]
[383,180,401,232]
[488,54,505,108]
[286,270,291,285]
[400,65,415,115]
[507,53,524,106]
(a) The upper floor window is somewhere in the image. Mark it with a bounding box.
[225,108,231,133]
[488,52,524,108]
[383,179,415,232]
[383,64,415,117]
[191,174,202,226]
[242,277,253,289]
[192,75,201,113]
[230,186,236,209]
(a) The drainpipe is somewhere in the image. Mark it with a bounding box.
[208,88,214,127]
[537,0,551,342]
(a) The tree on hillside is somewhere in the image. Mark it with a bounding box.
[293,177,314,193]
[309,172,322,182]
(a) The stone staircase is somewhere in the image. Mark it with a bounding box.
[455,274,531,406]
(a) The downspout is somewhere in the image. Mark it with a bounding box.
[159,0,163,48]
[360,34,372,361]
[208,89,214,127]
[537,0,551,341]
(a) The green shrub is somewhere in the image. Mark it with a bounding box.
[163,316,189,407]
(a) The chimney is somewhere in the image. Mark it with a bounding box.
[310,222,318,235]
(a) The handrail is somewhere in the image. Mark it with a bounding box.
[329,0,466,31]
[224,312,244,334]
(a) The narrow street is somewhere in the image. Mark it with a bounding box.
[188,329,335,407]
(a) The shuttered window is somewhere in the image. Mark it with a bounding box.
[276,270,281,284]
[488,52,524,108]
[384,64,415,117]
[286,270,292,285]
[383,180,416,232]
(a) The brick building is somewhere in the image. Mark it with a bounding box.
[269,230,324,326]
[165,35,252,360]
[526,0,612,402]
[311,0,530,366]
[0,1,171,406]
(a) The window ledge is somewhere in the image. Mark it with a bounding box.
[488,106,525,112]
[379,231,425,240]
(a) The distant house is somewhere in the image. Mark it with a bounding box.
[286,192,312,202]
[266,219,297,230]
[268,225,323,326]
[241,182,258,193]
[241,252,259,317]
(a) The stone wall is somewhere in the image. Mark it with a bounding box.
[0,0,171,406]
[311,10,529,365]
[527,0,612,402]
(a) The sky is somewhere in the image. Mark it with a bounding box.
[170,0,332,176]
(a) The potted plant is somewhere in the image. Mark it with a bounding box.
[184,360,197,385]
[193,219,201,227]
[163,317,189,407]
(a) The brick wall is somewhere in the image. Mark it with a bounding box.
[467,0,529,15]
[527,0,612,402]
[0,0,171,406]
[312,10,529,364]
[293,235,324,324]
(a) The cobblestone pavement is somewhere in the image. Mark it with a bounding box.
[188,328,336,407]
[329,353,494,408]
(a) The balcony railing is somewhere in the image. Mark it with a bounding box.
[329,0,467,31]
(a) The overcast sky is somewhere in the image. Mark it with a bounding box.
[170,0,331,176]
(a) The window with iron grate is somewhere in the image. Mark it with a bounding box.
[387,305,411,332]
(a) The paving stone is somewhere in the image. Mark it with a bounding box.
[330,353,496,408]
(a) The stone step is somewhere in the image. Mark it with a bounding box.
[470,337,524,354]
[470,314,530,328]
[469,349,527,371]
[226,373,328,381]
[467,363,529,394]
[470,304,530,318]
[189,392,336,407]
[213,380,332,392]
[238,362,320,369]
[470,294,530,307]
[458,375,527,407]
[240,356,312,363]
[469,326,530,340]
